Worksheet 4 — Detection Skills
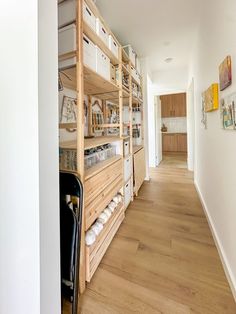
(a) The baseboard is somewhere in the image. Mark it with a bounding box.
[194,180,236,302]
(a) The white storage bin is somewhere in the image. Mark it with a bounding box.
[109,35,119,59]
[124,45,136,66]
[131,66,141,85]
[96,47,110,80]
[124,156,132,182]
[58,0,76,28]
[58,24,76,56]
[133,110,142,124]
[83,1,96,32]
[96,18,109,47]
[123,140,130,157]
[59,57,76,70]
[83,34,96,72]
[136,58,141,74]
[123,107,129,124]
[124,179,132,208]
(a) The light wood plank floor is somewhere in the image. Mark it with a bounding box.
[66,153,236,313]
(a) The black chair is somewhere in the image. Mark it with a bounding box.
[60,172,83,314]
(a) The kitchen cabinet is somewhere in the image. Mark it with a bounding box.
[162,133,187,152]
[160,93,186,118]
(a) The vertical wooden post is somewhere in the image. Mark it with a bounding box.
[129,60,134,200]
[77,0,86,293]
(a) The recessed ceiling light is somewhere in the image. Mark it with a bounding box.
[165,57,173,63]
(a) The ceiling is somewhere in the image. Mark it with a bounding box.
[96,0,201,74]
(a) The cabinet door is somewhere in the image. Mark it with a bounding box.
[162,134,177,152]
[172,93,186,117]
[177,134,187,152]
[161,95,173,117]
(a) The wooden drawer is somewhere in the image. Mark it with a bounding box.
[85,175,123,230]
[85,157,122,207]
[133,147,145,195]
[86,204,125,282]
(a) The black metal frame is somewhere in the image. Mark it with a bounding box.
[60,172,83,314]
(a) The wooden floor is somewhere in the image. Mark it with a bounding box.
[66,153,236,313]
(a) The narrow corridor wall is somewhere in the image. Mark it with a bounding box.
[190,0,236,298]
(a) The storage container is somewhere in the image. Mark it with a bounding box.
[136,57,141,74]
[124,179,132,208]
[58,0,76,29]
[124,156,132,182]
[96,47,110,80]
[59,57,77,70]
[123,140,130,157]
[96,18,109,47]
[58,24,76,56]
[83,34,96,72]
[83,1,96,32]
[131,66,141,85]
[110,64,116,84]
[109,35,119,59]
[58,0,96,32]
[59,148,77,171]
[123,45,136,66]
[133,109,142,124]
[123,106,129,124]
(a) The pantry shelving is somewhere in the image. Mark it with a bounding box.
[58,0,146,295]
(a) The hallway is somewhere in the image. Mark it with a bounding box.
[75,154,236,313]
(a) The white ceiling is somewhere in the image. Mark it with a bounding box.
[96,0,201,74]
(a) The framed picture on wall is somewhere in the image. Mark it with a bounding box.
[220,92,236,130]
[202,83,219,112]
[219,56,232,91]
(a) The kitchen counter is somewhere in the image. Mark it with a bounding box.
[162,132,187,134]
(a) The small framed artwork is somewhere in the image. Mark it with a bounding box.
[60,96,77,123]
[202,83,219,112]
[201,96,207,129]
[219,56,232,91]
[220,92,236,130]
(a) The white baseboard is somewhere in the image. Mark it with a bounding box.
[194,180,236,302]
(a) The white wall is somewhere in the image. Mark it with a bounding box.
[152,66,188,95]
[186,79,195,171]
[0,1,40,313]
[39,0,61,313]
[190,0,236,298]
[0,1,61,313]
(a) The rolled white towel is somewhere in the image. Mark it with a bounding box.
[109,201,117,210]
[104,208,112,218]
[97,212,109,224]
[85,229,96,246]
[91,221,103,236]
[117,194,122,203]
[112,195,119,204]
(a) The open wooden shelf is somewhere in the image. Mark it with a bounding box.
[83,21,119,65]
[122,63,130,76]
[122,48,130,63]
[60,65,120,96]
[92,123,120,128]
[59,123,77,129]
[133,145,143,154]
[85,155,122,180]
[132,95,143,105]
[60,136,122,151]
[131,76,141,87]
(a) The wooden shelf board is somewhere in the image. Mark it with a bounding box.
[59,65,120,95]
[131,76,141,87]
[59,123,77,129]
[92,124,120,128]
[85,136,122,150]
[122,85,130,97]
[85,155,122,180]
[83,21,120,65]
[132,95,143,105]
[122,48,130,63]
[60,136,122,151]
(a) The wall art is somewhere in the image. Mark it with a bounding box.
[60,95,77,123]
[201,96,207,129]
[202,83,219,112]
[219,56,232,91]
[220,92,236,130]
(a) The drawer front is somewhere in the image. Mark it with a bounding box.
[85,175,123,230]
[85,158,122,206]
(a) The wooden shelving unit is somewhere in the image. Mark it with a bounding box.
[58,0,145,295]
